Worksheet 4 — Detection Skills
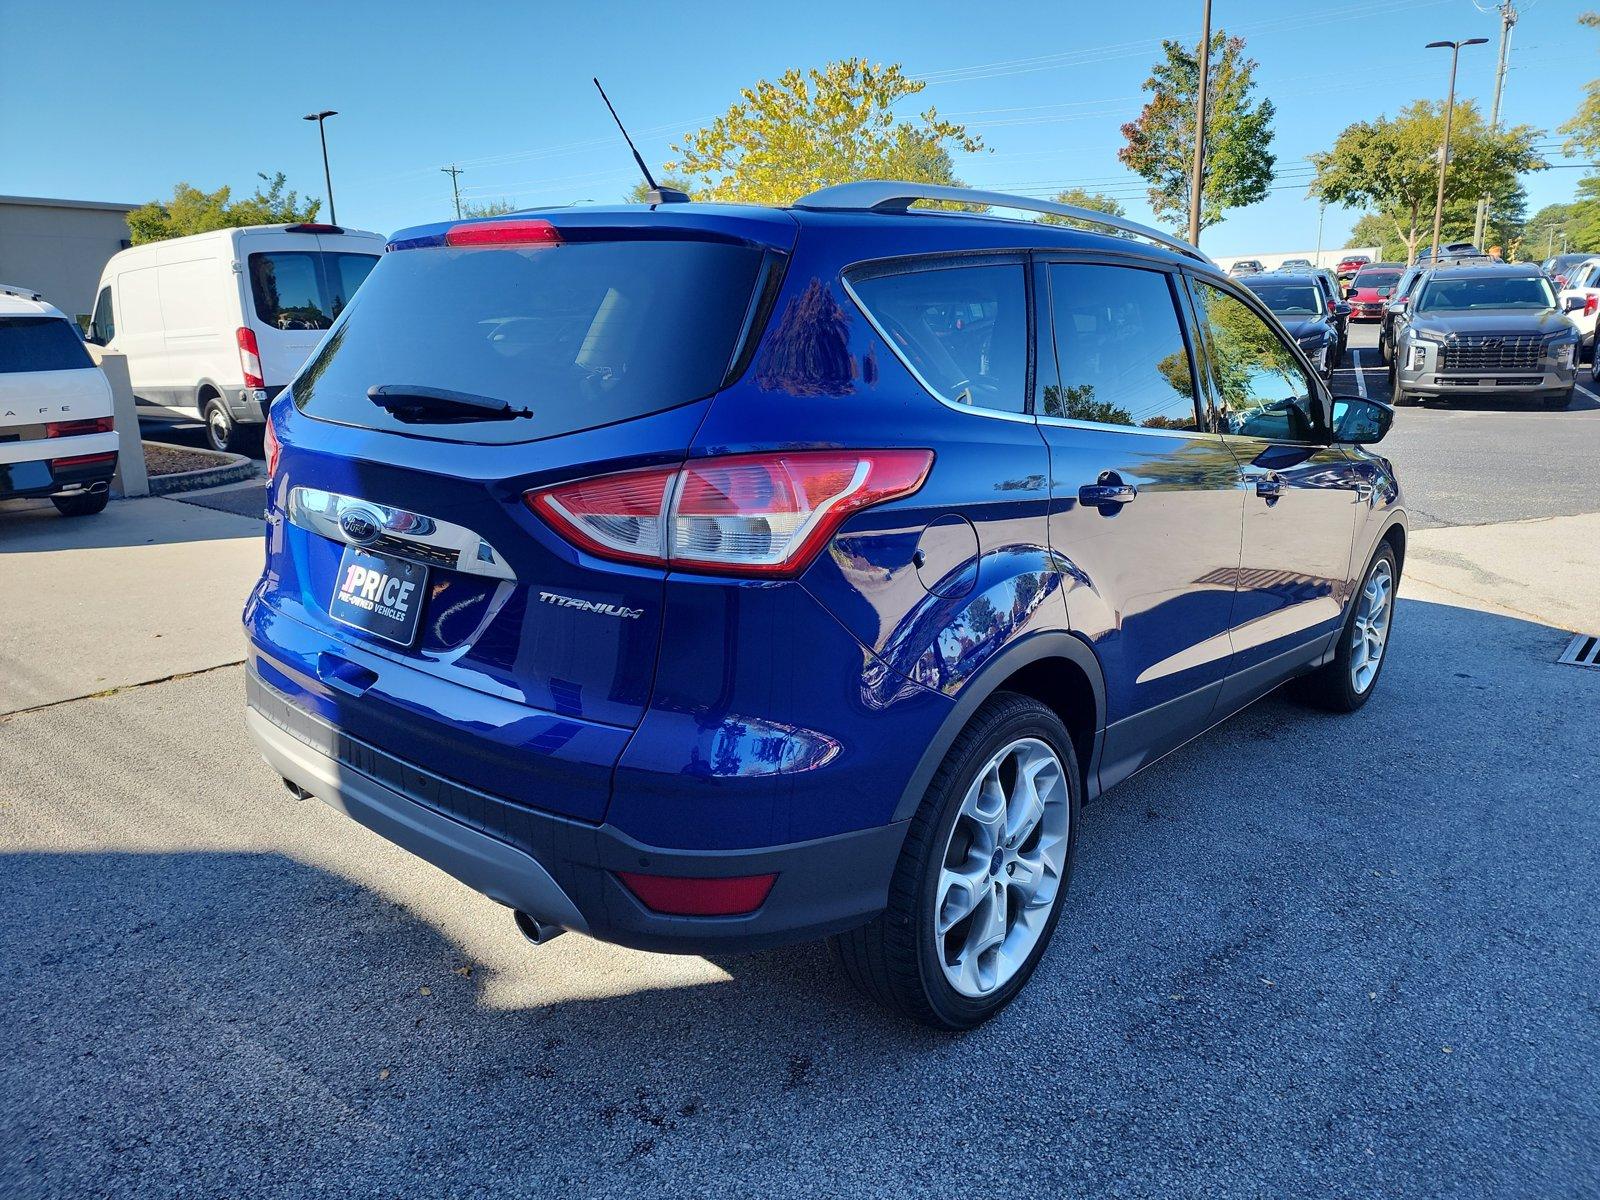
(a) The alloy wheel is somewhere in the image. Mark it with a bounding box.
[1350,558,1394,694]
[934,737,1069,998]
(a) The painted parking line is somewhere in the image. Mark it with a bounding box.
[1352,348,1367,399]
[1579,383,1600,406]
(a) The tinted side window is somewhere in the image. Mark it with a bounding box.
[0,317,95,373]
[90,286,115,344]
[1043,263,1199,430]
[1193,281,1321,443]
[249,251,379,331]
[850,262,1028,414]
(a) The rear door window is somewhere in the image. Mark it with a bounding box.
[293,237,768,444]
[249,251,378,331]
[848,260,1028,414]
[0,316,94,373]
[1042,263,1200,430]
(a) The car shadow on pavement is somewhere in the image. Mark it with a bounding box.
[3,597,1597,1198]
[1411,388,1599,413]
[0,492,263,551]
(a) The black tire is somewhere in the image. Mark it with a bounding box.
[1542,389,1574,410]
[203,397,261,455]
[1379,332,1391,366]
[52,490,109,517]
[1295,542,1398,713]
[832,692,1082,1029]
[1392,376,1418,407]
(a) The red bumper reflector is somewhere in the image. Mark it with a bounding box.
[52,451,117,470]
[616,871,777,916]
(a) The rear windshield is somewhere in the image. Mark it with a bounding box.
[0,316,94,373]
[1245,282,1323,316]
[1416,275,1555,312]
[249,251,378,331]
[292,238,767,444]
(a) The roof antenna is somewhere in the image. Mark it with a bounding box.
[593,77,688,205]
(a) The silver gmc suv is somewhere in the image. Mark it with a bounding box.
[1390,262,1578,410]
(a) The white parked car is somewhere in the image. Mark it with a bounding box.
[85,223,384,453]
[0,285,117,516]
[1556,256,1600,361]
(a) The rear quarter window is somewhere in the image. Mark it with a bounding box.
[0,317,94,373]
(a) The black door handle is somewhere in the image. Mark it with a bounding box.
[1079,472,1138,507]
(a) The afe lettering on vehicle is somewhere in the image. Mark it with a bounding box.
[538,591,644,620]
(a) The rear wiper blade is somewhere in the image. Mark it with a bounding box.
[367,384,532,423]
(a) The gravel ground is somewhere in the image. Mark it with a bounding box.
[3,592,1597,1199]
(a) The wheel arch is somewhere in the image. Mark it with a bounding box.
[893,631,1106,822]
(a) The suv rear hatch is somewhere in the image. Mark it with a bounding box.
[243,226,383,387]
[257,208,794,822]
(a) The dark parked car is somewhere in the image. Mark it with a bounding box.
[1378,265,1428,365]
[245,182,1405,1028]
[1242,271,1349,377]
[1229,258,1264,277]
[1543,252,1595,289]
[1390,262,1578,408]
[1346,263,1405,322]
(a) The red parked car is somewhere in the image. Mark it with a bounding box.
[1345,263,1405,321]
[1336,254,1372,284]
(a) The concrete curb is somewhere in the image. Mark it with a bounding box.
[144,444,258,496]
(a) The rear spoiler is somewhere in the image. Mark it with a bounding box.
[285,223,344,235]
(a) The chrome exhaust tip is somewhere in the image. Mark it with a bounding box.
[513,909,566,946]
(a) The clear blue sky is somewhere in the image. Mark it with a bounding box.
[0,0,1589,255]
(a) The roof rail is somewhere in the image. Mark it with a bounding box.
[0,282,43,302]
[793,181,1213,265]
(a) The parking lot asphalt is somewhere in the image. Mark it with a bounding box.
[4,333,1597,1199]
[1333,325,1600,529]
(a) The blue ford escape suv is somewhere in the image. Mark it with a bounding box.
[245,183,1405,1028]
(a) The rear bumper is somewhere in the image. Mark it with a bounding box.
[245,665,908,953]
[0,454,117,501]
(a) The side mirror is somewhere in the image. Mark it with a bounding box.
[1332,301,1352,317]
[1332,395,1394,445]
[1562,295,1586,313]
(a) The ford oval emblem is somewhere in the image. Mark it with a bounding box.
[338,505,384,546]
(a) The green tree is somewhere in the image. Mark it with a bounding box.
[624,174,696,204]
[1309,100,1544,264]
[460,198,518,217]
[666,59,984,206]
[1037,187,1127,229]
[1349,184,1530,261]
[1118,32,1276,238]
[127,172,320,245]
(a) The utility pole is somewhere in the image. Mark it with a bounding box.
[1425,38,1488,262]
[442,164,465,219]
[1187,0,1213,247]
[302,111,338,226]
[1315,201,1326,267]
[1473,2,1518,247]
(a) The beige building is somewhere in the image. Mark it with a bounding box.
[0,195,138,322]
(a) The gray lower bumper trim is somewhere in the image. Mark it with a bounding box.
[247,707,588,931]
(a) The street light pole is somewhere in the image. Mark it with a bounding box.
[1473,3,1518,247]
[1425,39,1487,263]
[302,110,338,226]
[1187,0,1213,247]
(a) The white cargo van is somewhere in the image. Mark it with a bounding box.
[1,284,117,516]
[86,223,384,453]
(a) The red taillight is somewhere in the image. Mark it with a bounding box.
[52,451,117,469]
[263,414,281,477]
[616,871,777,916]
[237,327,264,390]
[527,449,934,578]
[45,416,114,438]
[1585,296,1598,318]
[445,219,562,248]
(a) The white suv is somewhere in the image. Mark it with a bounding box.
[0,285,117,516]
[1556,257,1600,361]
